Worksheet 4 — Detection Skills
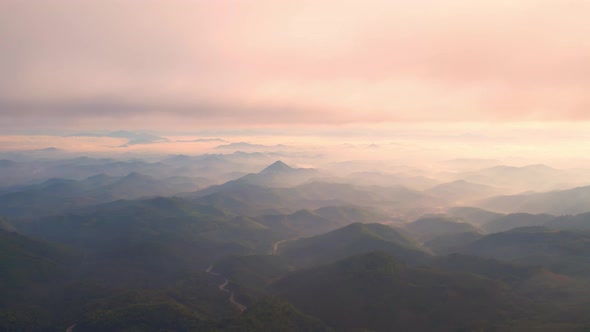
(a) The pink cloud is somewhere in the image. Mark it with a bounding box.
[1,0,590,131]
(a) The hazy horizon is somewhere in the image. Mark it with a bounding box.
[2,0,590,176]
[2,1,590,151]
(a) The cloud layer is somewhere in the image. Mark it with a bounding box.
[1,0,589,131]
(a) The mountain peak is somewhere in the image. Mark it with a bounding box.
[85,173,113,182]
[523,164,554,171]
[122,172,153,181]
[259,160,293,174]
[36,147,62,152]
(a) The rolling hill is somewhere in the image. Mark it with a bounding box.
[13,197,281,274]
[478,185,590,215]
[403,214,484,242]
[256,205,389,238]
[425,180,499,204]
[423,231,484,254]
[272,251,506,332]
[445,206,505,226]
[451,227,590,276]
[455,164,574,192]
[0,172,203,217]
[189,165,434,217]
[548,212,590,230]
[279,223,427,268]
[482,213,557,233]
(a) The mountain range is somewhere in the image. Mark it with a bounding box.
[0,172,203,217]
[4,155,590,331]
[478,184,590,215]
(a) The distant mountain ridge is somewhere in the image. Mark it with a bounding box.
[426,180,498,203]
[190,179,432,217]
[0,152,280,187]
[449,226,590,276]
[279,223,427,268]
[187,161,435,216]
[445,206,505,226]
[403,214,484,242]
[482,213,557,233]
[454,164,590,192]
[0,172,203,217]
[478,184,590,215]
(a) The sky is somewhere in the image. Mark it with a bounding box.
[1,0,589,157]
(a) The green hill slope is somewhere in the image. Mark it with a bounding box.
[478,185,590,215]
[272,252,505,332]
[482,213,556,233]
[404,214,484,242]
[279,223,427,268]
[446,206,505,226]
[257,205,388,238]
[454,227,590,276]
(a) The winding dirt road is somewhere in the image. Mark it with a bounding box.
[206,265,218,275]
[218,279,247,312]
[206,266,247,313]
[218,279,229,291]
[272,239,288,255]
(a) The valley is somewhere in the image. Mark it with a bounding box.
[3,155,590,331]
